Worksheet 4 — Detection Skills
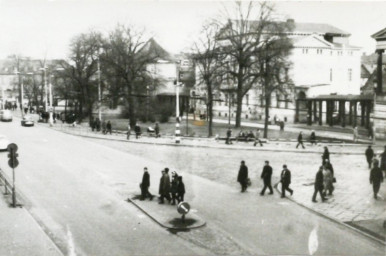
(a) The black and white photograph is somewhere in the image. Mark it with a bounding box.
[0,0,385,255]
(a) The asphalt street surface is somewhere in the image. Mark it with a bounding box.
[0,119,384,255]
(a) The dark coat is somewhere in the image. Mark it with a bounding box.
[370,167,384,184]
[227,129,232,137]
[159,175,164,195]
[315,170,324,189]
[365,148,374,160]
[142,171,150,188]
[171,177,178,193]
[261,165,273,182]
[297,133,303,142]
[177,181,185,195]
[381,151,386,170]
[162,174,171,194]
[310,132,316,141]
[237,165,248,183]
[280,169,291,185]
[106,122,112,130]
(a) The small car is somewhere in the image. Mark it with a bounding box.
[0,110,12,121]
[0,134,10,151]
[21,115,35,127]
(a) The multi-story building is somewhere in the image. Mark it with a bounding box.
[194,19,362,124]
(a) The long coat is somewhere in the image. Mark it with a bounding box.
[322,150,330,163]
[261,165,273,183]
[315,169,324,189]
[159,175,164,195]
[365,148,374,161]
[323,169,333,191]
[237,165,248,183]
[280,169,291,185]
[142,171,150,188]
[177,181,185,195]
[162,173,171,194]
[380,152,386,170]
[370,167,384,184]
[297,133,303,142]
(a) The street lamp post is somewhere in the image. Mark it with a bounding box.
[97,50,102,121]
[175,61,181,143]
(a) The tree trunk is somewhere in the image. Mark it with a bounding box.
[263,95,270,139]
[235,89,243,128]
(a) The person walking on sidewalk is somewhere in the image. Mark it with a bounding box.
[323,166,334,196]
[260,161,273,195]
[106,121,112,134]
[140,167,153,201]
[155,122,160,138]
[177,176,185,203]
[226,127,233,145]
[254,128,263,147]
[380,146,386,175]
[312,166,328,203]
[127,122,131,140]
[101,120,107,134]
[296,131,305,149]
[159,168,171,204]
[310,130,317,145]
[323,159,334,177]
[365,145,375,169]
[170,171,179,205]
[237,161,249,193]
[322,146,330,165]
[280,165,293,198]
[370,161,384,199]
[353,126,358,142]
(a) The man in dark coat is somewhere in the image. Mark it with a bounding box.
[280,165,293,198]
[380,146,386,173]
[140,167,153,200]
[310,130,317,145]
[296,131,305,149]
[312,166,327,202]
[106,121,112,134]
[226,127,232,145]
[155,123,160,138]
[170,171,179,205]
[365,145,374,169]
[158,170,165,203]
[159,168,171,204]
[322,146,330,164]
[370,161,384,199]
[260,160,273,195]
[237,161,248,192]
[134,123,141,139]
[177,176,185,203]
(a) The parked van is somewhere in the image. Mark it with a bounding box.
[0,110,13,121]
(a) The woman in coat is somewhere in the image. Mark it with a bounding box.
[323,167,334,196]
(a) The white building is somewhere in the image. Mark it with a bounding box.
[195,20,362,123]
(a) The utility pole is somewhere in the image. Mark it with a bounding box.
[97,53,102,121]
[175,61,181,143]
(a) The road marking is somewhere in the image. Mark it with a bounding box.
[66,225,77,256]
[308,226,319,255]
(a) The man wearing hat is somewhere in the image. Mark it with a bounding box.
[280,164,293,198]
[140,167,153,201]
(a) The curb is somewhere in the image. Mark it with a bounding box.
[274,184,386,246]
[126,197,206,231]
[57,129,370,155]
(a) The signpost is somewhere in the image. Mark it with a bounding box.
[7,143,19,207]
[177,202,190,222]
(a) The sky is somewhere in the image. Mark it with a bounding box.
[0,0,385,60]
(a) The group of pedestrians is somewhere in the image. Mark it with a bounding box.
[90,117,112,134]
[127,122,160,140]
[225,127,263,146]
[365,145,385,199]
[236,160,294,198]
[139,167,185,204]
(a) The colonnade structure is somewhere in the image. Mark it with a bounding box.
[295,95,373,129]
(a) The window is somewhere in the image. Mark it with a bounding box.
[317,49,323,54]
[330,69,333,82]
[302,48,308,54]
[348,68,352,81]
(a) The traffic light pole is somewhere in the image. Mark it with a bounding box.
[7,143,19,208]
[12,166,15,207]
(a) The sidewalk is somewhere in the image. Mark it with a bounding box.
[0,192,62,256]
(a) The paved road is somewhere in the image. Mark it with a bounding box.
[0,120,384,255]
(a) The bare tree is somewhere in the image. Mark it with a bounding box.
[217,1,292,128]
[102,24,160,127]
[193,22,225,137]
[65,30,103,120]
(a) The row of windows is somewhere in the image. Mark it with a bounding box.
[301,49,354,56]
[329,68,353,82]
